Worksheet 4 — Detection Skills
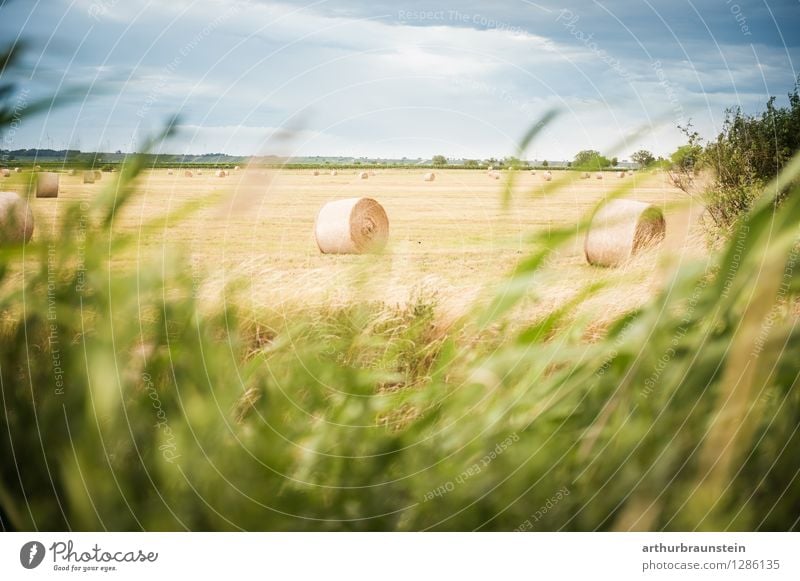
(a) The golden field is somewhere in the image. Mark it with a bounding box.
[11,168,705,328]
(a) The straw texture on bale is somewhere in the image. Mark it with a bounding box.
[1,169,9,177]
[314,197,389,254]
[0,191,34,244]
[215,170,226,178]
[543,170,552,181]
[359,172,368,180]
[83,171,95,184]
[36,172,59,198]
[595,173,603,179]
[423,172,435,182]
[584,199,666,267]
[184,170,193,178]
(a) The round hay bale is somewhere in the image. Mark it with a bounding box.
[531,170,536,175]
[627,170,634,176]
[36,172,59,198]
[215,169,226,178]
[184,170,193,178]
[488,165,494,171]
[14,167,21,173]
[197,170,203,175]
[423,172,435,182]
[0,191,34,244]
[33,165,41,171]
[83,171,95,184]
[330,170,338,176]
[314,197,389,254]
[234,166,240,171]
[595,173,603,180]
[584,199,666,267]
[313,170,320,176]
[617,171,625,178]
[1,169,10,178]
[581,171,590,179]
[359,171,368,180]
[93,170,102,181]
[167,169,174,175]
[543,170,552,182]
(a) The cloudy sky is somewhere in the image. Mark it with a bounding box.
[1,0,798,160]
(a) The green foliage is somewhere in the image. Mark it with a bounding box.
[573,149,611,170]
[631,149,655,168]
[431,155,447,167]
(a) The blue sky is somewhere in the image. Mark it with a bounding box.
[1,0,798,160]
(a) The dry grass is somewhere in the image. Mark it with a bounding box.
[14,168,702,328]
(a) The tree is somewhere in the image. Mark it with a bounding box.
[541,160,549,168]
[431,155,447,167]
[631,149,655,168]
[463,159,479,168]
[573,150,611,170]
[610,157,618,167]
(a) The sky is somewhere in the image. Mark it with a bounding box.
[0,0,798,160]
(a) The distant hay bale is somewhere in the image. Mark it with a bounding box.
[584,199,666,267]
[197,170,203,175]
[94,170,102,180]
[359,171,368,180]
[369,170,376,176]
[82,171,95,184]
[67,169,76,176]
[542,170,552,182]
[491,171,500,180]
[531,170,536,175]
[313,170,320,176]
[1,169,9,178]
[595,173,603,179]
[36,172,59,198]
[14,167,21,173]
[167,169,174,175]
[234,166,240,171]
[184,170,193,178]
[330,170,338,176]
[34,165,41,171]
[488,165,494,171]
[423,172,435,182]
[215,170,226,178]
[617,171,625,178]
[627,170,634,176]
[581,171,590,179]
[314,197,389,254]
[0,191,34,244]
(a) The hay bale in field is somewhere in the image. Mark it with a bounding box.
[581,172,590,179]
[423,172,435,182]
[369,170,376,176]
[14,167,21,173]
[491,171,501,180]
[595,173,603,180]
[627,170,634,176]
[167,169,174,175]
[1,169,9,178]
[359,171,368,180]
[584,199,666,267]
[330,170,338,176]
[184,170,193,178]
[197,170,203,175]
[531,170,536,175]
[488,165,494,171]
[36,172,59,198]
[67,169,76,176]
[234,166,240,171]
[0,191,34,244]
[34,165,41,171]
[542,170,552,182]
[314,197,389,254]
[83,171,95,184]
[617,171,625,178]
[215,169,226,178]
[94,170,102,180]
